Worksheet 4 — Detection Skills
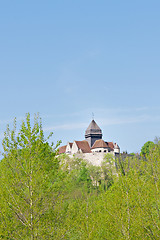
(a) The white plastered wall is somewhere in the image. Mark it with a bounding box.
[66,142,72,154]
[71,141,79,155]
[91,147,112,153]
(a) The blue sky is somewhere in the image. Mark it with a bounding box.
[0,0,160,153]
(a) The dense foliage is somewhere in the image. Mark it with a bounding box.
[0,114,160,239]
[140,141,155,157]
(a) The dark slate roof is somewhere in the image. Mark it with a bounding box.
[85,120,102,135]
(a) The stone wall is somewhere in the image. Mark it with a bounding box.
[69,152,114,166]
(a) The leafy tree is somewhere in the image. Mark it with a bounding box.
[87,164,102,188]
[140,141,155,157]
[101,153,115,189]
[0,113,63,239]
[77,162,90,183]
[58,155,93,199]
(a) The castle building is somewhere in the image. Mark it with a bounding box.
[58,119,120,165]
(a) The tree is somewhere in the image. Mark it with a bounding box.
[0,113,63,239]
[101,153,115,189]
[140,141,155,157]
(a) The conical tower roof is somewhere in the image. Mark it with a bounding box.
[85,120,102,136]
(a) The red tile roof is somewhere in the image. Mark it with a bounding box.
[75,140,91,153]
[106,142,114,151]
[58,145,67,154]
[58,141,116,154]
[91,139,108,149]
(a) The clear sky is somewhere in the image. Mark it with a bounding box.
[0,0,160,153]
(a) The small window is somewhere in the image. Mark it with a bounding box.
[99,150,101,152]
[104,150,106,152]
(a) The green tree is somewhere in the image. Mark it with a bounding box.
[0,113,63,239]
[140,141,155,157]
[101,153,115,189]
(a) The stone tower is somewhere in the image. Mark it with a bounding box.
[85,120,102,147]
